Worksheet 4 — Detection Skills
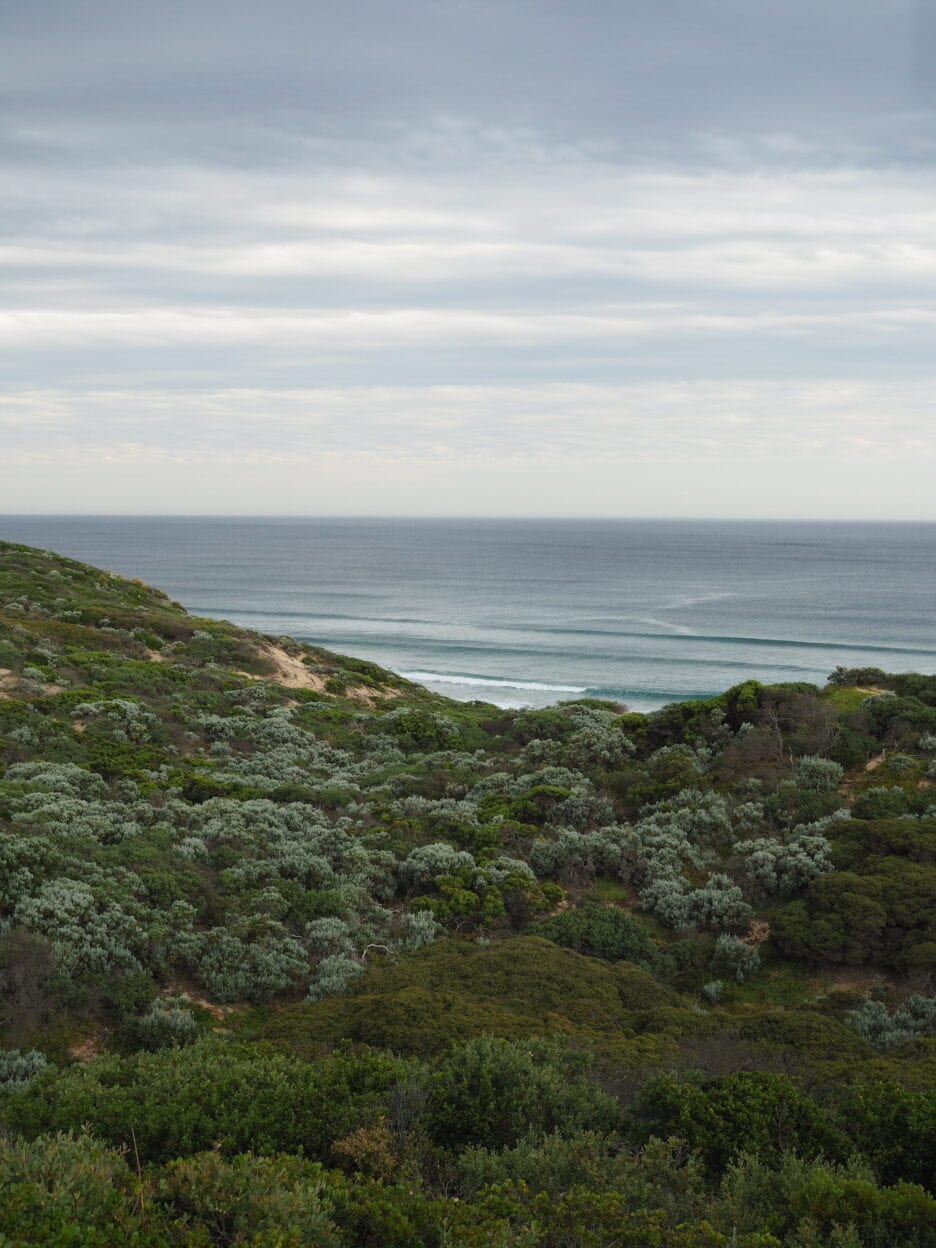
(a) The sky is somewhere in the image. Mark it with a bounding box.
[2,0,936,517]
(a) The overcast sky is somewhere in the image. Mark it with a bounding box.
[3,0,936,517]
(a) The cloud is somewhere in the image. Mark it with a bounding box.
[3,382,934,466]
[1,1,935,514]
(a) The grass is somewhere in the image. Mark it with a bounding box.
[589,879,634,906]
[821,685,883,713]
[730,958,820,1010]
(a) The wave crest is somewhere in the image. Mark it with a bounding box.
[398,670,587,694]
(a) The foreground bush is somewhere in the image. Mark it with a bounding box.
[1,1038,415,1165]
[426,1035,623,1150]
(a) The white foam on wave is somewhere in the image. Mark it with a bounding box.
[399,670,587,694]
[625,615,695,635]
[577,614,694,635]
[660,591,736,609]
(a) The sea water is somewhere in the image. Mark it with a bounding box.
[2,517,935,712]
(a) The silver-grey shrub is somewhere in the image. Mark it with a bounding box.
[173,926,309,1004]
[711,934,761,982]
[794,755,844,793]
[690,873,753,932]
[639,876,695,929]
[4,762,108,801]
[304,917,356,956]
[306,953,364,1003]
[547,789,616,831]
[639,872,753,933]
[0,1048,49,1090]
[398,909,443,951]
[136,997,199,1049]
[398,843,477,888]
[562,708,636,771]
[846,995,936,1049]
[528,825,632,883]
[13,879,147,977]
[71,698,162,744]
[734,833,832,895]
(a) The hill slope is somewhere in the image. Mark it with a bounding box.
[3,539,936,1245]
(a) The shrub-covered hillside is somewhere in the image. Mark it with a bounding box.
[3,539,936,1245]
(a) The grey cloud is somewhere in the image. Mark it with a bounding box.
[1,1,935,515]
[2,0,931,162]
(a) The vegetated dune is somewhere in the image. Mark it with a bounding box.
[2,539,936,1245]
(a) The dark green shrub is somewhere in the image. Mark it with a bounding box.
[530,902,661,971]
[735,1011,872,1062]
[631,1072,850,1176]
[837,1082,936,1191]
[2,1039,415,1165]
[426,1035,623,1150]
[0,1131,152,1247]
[154,1151,340,1246]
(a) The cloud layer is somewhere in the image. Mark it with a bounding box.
[2,0,935,514]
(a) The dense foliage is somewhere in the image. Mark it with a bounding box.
[3,540,936,1244]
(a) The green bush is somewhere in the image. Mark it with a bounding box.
[0,1131,151,1248]
[837,1081,936,1190]
[154,1150,340,1246]
[426,1035,623,1150]
[2,1039,415,1165]
[713,1152,936,1248]
[530,902,661,971]
[631,1072,850,1176]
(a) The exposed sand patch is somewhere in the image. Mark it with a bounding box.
[162,979,240,1022]
[237,643,328,692]
[347,683,403,707]
[236,642,402,705]
[0,668,62,698]
[865,753,886,771]
[544,897,573,918]
[743,919,771,946]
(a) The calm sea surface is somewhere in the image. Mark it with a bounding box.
[2,517,935,711]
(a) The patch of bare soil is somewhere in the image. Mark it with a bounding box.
[347,683,402,707]
[162,979,240,1023]
[69,1035,105,1061]
[237,643,328,693]
[824,967,898,994]
[743,919,771,946]
[544,898,573,918]
[237,642,402,705]
[865,753,886,771]
[0,669,62,698]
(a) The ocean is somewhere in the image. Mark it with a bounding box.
[2,517,935,712]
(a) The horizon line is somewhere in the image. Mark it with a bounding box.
[2,514,936,525]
